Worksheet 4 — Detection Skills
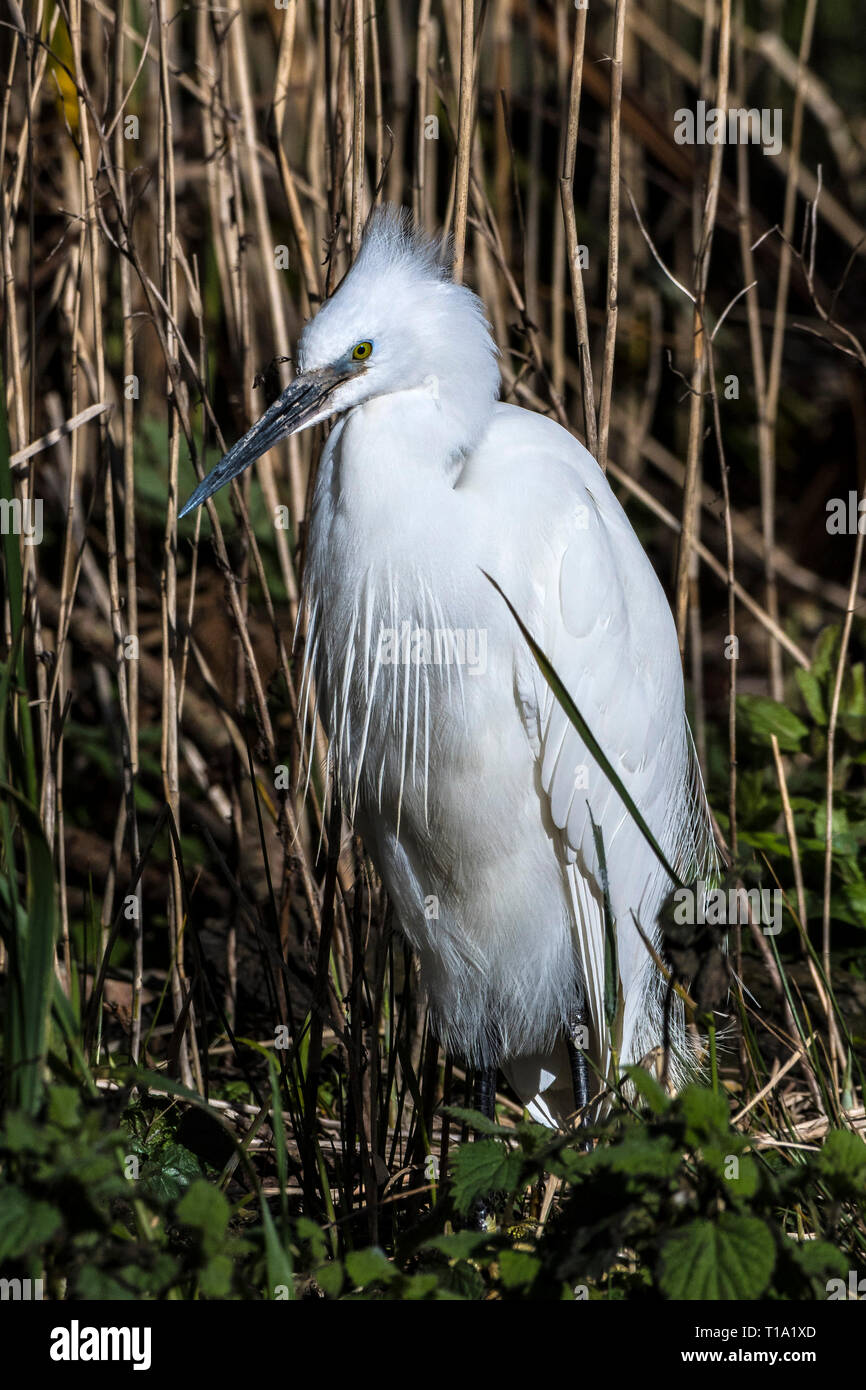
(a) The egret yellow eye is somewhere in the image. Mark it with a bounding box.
[352,340,373,361]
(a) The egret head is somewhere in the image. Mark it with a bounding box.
[180,206,500,518]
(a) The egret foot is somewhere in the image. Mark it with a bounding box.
[565,1012,592,1152]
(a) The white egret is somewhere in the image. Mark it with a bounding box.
[180,206,716,1130]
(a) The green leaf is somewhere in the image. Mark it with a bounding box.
[584,1131,682,1183]
[657,1213,776,1299]
[314,1260,344,1298]
[423,1230,492,1260]
[791,1239,848,1282]
[591,810,619,1033]
[345,1246,397,1287]
[139,1140,203,1204]
[450,1140,525,1215]
[262,1203,294,1299]
[401,1272,447,1300]
[720,1153,760,1200]
[839,881,866,924]
[623,1065,671,1116]
[199,1253,233,1298]
[0,1185,62,1260]
[442,1105,512,1136]
[46,1086,82,1131]
[74,1266,139,1300]
[813,803,858,857]
[498,1248,541,1290]
[815,1129,866,1194]
[737,695,808,751]
[2,1110,49,1155]
[176,1179,229,1252]
[0,780,59,1115]
[435,1258,485,1300]
[811,626,840,683]
[795,669,826,726]
[679,1085,731,1143]
[294,1215,329,1267]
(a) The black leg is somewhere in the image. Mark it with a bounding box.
[469,1062,499,1230]
[473,1063,498,1122]
[565,1011,592,1150]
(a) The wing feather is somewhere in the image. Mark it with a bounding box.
[514,433,714,1084]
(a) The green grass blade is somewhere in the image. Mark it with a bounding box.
[484,571,683,887]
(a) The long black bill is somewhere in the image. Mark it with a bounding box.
[179,365,348,519]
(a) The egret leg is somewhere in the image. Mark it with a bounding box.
[469,1062,499,1231]
[473,1063,498,1122]
[565,1012,592,1150]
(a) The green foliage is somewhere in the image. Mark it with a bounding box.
[0,1065,863,1301]
[657,1214,776,1300]
[737,695,809,752]
[386,1084,866,1302]
[0,1086,266,1299]
[720,623,866,947]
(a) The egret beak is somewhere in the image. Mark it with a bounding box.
[179,364,349,518]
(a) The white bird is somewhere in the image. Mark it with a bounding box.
[181,206,716,1129]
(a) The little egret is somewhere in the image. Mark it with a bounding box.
[181,206,716,1128]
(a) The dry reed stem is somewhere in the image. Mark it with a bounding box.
[559,1,596,456]
[596,0,626,472]
[673,0,730,656]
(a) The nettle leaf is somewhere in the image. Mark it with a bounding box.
[450,1140,525,1215]
[697,1143,761,1200]
[431,1257,486,1300]
[657,1213,775,1300]
[737,695,808,751]
[1,1111,49,1156]
[790,1239,849,1283]
[679,1086,732,1144]
[402,1272,448,1300]
[814,1129,866,1194]
[345,1246,397,1288]
[423,1230,492,1261]
[585,1131,682,1184]
[442,1106,513,1137]
[176,1178,229,1252]
[0,1184,62,1260]
[720,1152,760,1201]
[498,1248,541,1290]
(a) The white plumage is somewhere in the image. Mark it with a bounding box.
[182,207,716,1127]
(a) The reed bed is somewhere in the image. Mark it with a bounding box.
[1,0,864,1300]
